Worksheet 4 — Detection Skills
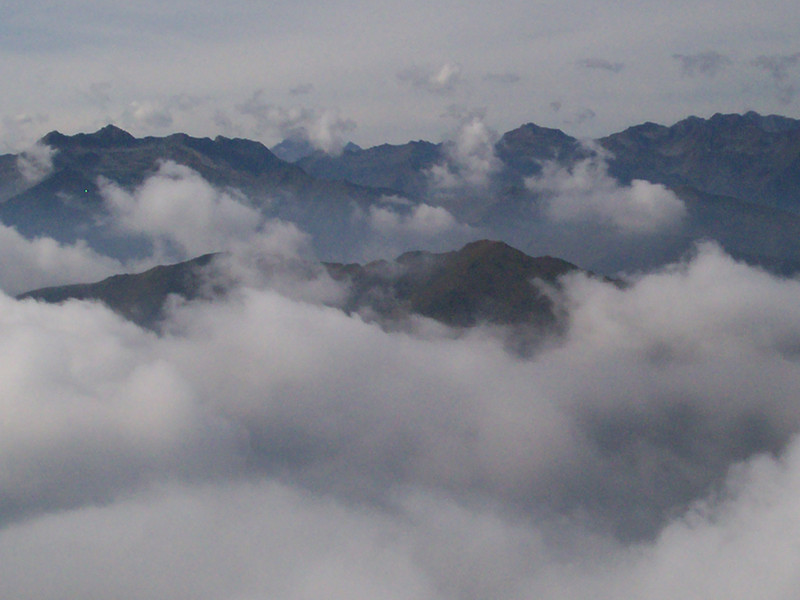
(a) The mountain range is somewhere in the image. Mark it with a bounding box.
[3,110,800,296]
[19,240,583,346]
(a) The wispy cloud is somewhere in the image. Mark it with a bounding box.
[673,51,733,78]
[236,90,356,154]
[753,52,800,103]
[16,142,56,183]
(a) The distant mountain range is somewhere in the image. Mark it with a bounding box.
[0,124,383,259]
[3,111,800,274]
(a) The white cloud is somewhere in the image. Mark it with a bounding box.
[368,203,468,237]
[526,146,686,233]
[356,197,478,259]
[3,243,800,596]
[429,113,501,189]
[0,114,50,153]
[16,142,56,183]
[236,91,356,154]
[0,224,123,295]
[123,100,174,130]
[100,160,267,260]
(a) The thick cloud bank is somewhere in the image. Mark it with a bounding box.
[0,224,123,295]
[526,148,686,233]
[428,113,501,190]
[4,237,800,598]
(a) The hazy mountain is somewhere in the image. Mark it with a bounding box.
[270,137,318,162]
[0,125,383,259]
[273,138,362,163]
[4,113,800,274]
[600,111,800,212]
[297,139,441,199]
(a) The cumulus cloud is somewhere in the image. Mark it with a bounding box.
[428,112,501,189]
[100,160,270,261]
[526,145,686,233]
[5,241,800,597]
[362,200,477,257]
[673,51,733,78]
[237,90,356,154]
[368,203,464,237]
[577,58,625,73]
[0,223,124,295]
[16,142,56,183]
[397,62,463,95]
[97,161,327,298]
[753,52,800,103]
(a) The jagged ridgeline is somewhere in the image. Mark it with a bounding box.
[3,112,800,272]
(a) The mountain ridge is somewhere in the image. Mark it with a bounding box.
[18,240,584,333]
[4,112,800,274]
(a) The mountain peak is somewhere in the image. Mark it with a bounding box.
[91,124,136,143]
[41,124,136,150]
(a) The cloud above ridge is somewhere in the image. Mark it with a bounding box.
[526,146,686,233]
[236,91,356,154]
[428,112,501,190]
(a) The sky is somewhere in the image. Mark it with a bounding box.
[2,0,800,152]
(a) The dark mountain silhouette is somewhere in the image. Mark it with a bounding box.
[17,253,220,328]
[0,125,384,259]
[327,239,578,327]
[600,111,800,212]
[4,113,800,274]
[19,241,583,333]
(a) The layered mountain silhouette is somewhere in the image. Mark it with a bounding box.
[601,111,800,212]
[0,125,384,259]
[3,112,800,273]
[19,240,582,334]
[17,253,220,328]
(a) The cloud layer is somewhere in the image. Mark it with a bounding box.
[3,230,800,597]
